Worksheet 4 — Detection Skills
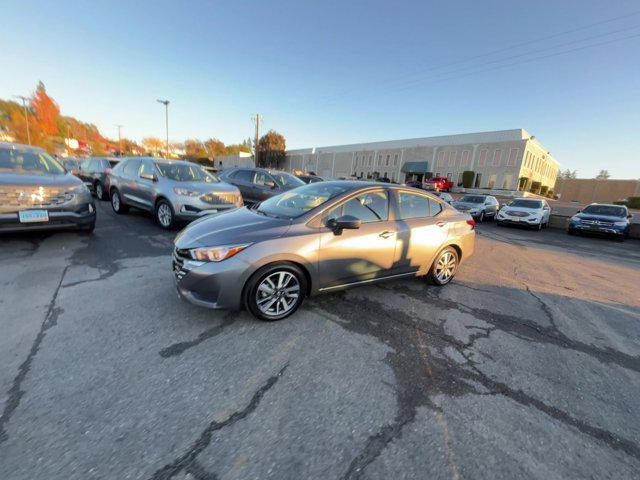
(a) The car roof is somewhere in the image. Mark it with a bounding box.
[587,203,626,208]
[0,142,46,153]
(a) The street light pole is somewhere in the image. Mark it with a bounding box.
[13,95,31,145]
[115,124,123,156]
[157,99,170,158]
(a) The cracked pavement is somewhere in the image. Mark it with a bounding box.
[1,201,639,479]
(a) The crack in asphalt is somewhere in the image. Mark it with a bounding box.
[313,286,640,478]
[159,313,239,358]
[147,364,288,480]
[0,266,68,445]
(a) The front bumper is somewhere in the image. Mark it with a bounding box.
[172,248,251,310]
[569,222,627,236]
[174,203,240,221]
[497,214,541,226]
[0,203,96,233]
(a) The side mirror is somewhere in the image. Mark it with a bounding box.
[326,215,361,235]
[70,169,79,176]
[265,180,277,189]
[576,209,581,213]
[140,173,157,181]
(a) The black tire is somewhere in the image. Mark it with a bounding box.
[477,211,484,223]
[94,181,105,201]
[80,221,95,234]
[496,220,503,227]
[427,247,459,286]
[567,228,576,236]
[110,188,129,214]
[244,263,307,321]
[535,222,542,231]
[155,199,175,229]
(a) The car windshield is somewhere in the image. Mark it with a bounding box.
[508,199,542,208]
[256,182,352,219]
[272,171,305,188]
[458,195,485,203]
[156,162,218,182]
[0,148,66,174]
[582,205,626,217]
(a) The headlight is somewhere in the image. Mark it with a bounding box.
[174,187,201,197]
[189,243,250,262]
[70,184,89,194]
[614,221,628,226]
[570,215,580,222]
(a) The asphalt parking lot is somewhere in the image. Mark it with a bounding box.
[1,200,640,480]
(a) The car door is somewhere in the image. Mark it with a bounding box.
[78,159,95,188]
[120,159,142,206]
[485,197,497,216]
[134,160,157,210]
[392,191,449,274]
[253,171,279,201]
[318,189,396,289]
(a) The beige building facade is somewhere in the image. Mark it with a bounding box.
[285,129,559,190]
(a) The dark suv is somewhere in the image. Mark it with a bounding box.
[219,167,305,204]
[78,157,120,200]
[568,204,633,240]
[0,142,96,233]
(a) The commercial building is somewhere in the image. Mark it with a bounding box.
[285,129,559,191]
[555,178,640,204]
[213,152,255,170]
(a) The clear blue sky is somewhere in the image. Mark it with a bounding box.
[1,0,639,178]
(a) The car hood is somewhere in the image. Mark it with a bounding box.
[0,172,82,188]
[174,207,292,249]
[574,213,627,222]
[172,181,239,194]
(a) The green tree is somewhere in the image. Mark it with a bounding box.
[596,170,610,180]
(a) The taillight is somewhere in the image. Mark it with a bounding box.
[467,219,476,229]
[105,168,112,175]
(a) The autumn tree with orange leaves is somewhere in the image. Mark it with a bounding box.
[31,81,60,136]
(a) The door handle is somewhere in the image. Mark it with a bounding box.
[436,221,446,227]
[379,230,395,239]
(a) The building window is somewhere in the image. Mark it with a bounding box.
[493,150,502,166]
[507,148,518,166]
[461,150,470,167]
[478,149,487,167]
[368,155,372,166]
[437,151,445,167]
[394,154,399,165]
[385,154,390,166]
[378,154,382,164]
[448,151,456,167]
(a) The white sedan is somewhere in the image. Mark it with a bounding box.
[496,198,551,230]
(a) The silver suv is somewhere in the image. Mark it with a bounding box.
[108,157,243,229]
[0,142,96,233]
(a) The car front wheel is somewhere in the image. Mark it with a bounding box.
[111,189,129,214]
[245,263,306,321]
[155,200,175,229]
[428,247,459,286]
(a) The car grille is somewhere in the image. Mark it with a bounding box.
[200,192,239,205]
[172,248,191,281]
[0,186,76,209]
[506,211,530,217]
[581,219,613,227]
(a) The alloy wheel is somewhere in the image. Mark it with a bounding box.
[112,192,120,211]
[95,182,103,200]
[255,271,300,317]
[157,203,173,227]
[434,251,457,284]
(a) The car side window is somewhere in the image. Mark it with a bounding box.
[139,161,155,178]
[327,191,389,224]
[398,192,434,219]
[430,200,442,216]
[233,169,254,183]
[123,160,141,178]
[254,172,274,186]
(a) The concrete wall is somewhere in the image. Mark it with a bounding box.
[214,153,255,170]
[554,178,640,204]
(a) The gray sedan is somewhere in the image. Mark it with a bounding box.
[109,157,243,229]
[173,181,476,320]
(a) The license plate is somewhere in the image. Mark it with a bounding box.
[19,210,49,223]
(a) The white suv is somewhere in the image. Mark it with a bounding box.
[496,198,550,230]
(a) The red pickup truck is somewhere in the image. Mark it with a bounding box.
[424,176,454,192]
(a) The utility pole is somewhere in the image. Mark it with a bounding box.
[157,99,170,158]
[13,95,31,145]
[115,124,123,156]
[252,114,262,167]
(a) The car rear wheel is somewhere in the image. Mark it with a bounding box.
[111,189,129,214]
[95,181,105,201]
[427,247,459,286]
[245,263,306,321]
[155,200,175,229]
